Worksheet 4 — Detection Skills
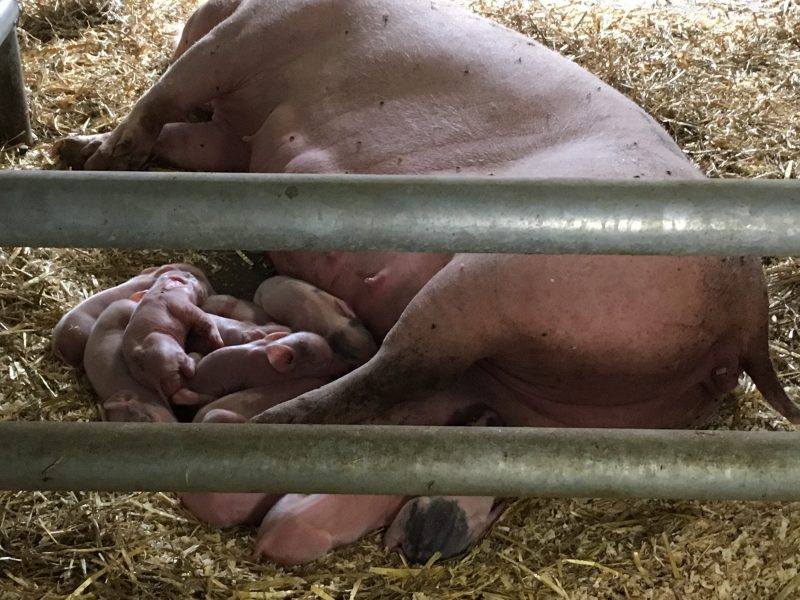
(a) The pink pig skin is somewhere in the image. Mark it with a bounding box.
[83,299,176,423]
[254,494,408,566]
[192,377,330,421]
[173,332,344,406]
[202,294,270,325]
[179,377,327,527]
[55,0,800,564]
[122,270,223,400]
[186,313,289,355]
[52,263,209,367]
[254,276,378,368]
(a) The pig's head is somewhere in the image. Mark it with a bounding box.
[151,270,212,305]
[309,289,378,367]
[263,331,348,377]
[141,262,214,290]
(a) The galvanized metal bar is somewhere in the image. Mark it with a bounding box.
[1,422,798,500]
[1,171,800,254]
[0,1,32,146]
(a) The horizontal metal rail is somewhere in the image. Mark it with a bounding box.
[2,422,799,500]
[1,171,800,254]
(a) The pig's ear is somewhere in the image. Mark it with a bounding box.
[265,343,295,373]
[264,331,290,342]
[333,297,357,319]
[130,289,148,302]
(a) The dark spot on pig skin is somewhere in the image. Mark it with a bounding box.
[666,170,672,176]
[345,30,349,35]
[285,185,299,199]
[463,67,470,75]
[327,330,360,362]
[379,101,385,107]
[430,323,437,330]
[383,14,389,25]
[541,332,547,337]
[289,135,295,142]
[400,498,471,563]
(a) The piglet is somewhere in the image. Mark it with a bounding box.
[83,299,176,422]
[254,494,408,566]
[180,377,328,527]
[173,331,345,405]
[202,294,270,324]
[254,276,378,367]
[186,312,289,355]
[122,270,223,399]
[384,496,505,564]
[52,263,209,366]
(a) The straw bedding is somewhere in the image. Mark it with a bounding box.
[1,0,799,597]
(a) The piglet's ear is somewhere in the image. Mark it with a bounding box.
[333,297,357,319]
[266,344,295,373]
[130,290,148,302]
[264,331,290,342]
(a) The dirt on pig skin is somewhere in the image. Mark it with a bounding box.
[53,0,800,565]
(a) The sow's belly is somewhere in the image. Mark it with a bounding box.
[267,250,452,339]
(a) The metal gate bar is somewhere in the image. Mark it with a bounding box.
[2,422,798,499]
[0,0,32,146]
[1,171,799,254]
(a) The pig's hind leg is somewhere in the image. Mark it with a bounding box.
[153,121,250,172]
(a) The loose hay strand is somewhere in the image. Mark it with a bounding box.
[1,0,800,598]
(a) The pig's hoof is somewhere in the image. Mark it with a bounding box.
[385,497,472,564]
[53,134,109,170]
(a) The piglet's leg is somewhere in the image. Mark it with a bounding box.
[180,490,281,528]
[251,254,511,425]
[203,294,270,324]
[168,300,224,350]
[102,390,177,423]
[254,494,407,566]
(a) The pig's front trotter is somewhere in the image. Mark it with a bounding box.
[249,387,330,424]
[55,109,164,170]
[249,357,399,424]
[52,133,110,170]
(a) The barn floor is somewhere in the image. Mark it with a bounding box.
[1,0,800,598]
